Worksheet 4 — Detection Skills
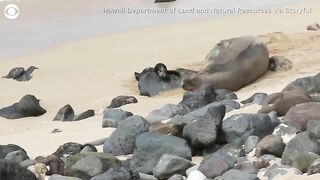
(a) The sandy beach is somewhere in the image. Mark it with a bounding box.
[1,0,320,179]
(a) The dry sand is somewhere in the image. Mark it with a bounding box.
[1,0,320,179]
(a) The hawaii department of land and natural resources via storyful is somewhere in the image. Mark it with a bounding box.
[103,7,312,15]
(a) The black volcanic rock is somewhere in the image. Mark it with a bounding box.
[0,95,46,119]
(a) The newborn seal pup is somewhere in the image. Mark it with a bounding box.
[182,36,269,91]
[135,63,180,82]
[154,63,180,81]
[135,63,183,96]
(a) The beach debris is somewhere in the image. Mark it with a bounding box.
[2,66,38,81]
[51,128,63,134]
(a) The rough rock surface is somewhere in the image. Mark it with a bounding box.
[198,152,237,178]
[64,152,121,180]
[0,159,37,180]
[130,132,192,174]
[182,105,225,148]
[221,113,278,144]
[103,115,150,155]
[255,135,284,157]
[102,108,133,128]
[0,95,46,119]
[281,132,320,166]
[107,96,138,108]
[153,154,194,179]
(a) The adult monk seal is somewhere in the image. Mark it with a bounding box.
[182,36,269,91]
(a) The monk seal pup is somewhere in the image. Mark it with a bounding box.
[154,63,180,81]
[134,63,180,81]
[182,36,269,91]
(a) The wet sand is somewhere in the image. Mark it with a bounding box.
[0,0,304,60]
